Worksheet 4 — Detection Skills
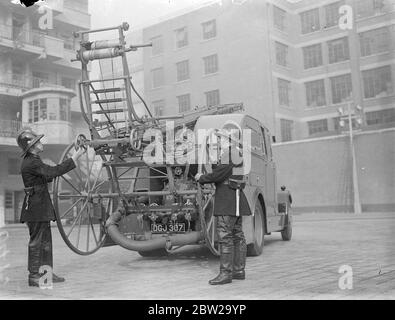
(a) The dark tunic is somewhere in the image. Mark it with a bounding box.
[20,153,76,223]
[198,150,251,217]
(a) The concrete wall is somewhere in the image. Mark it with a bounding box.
[273,128,395,212]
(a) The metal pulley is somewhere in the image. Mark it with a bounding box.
[129,129,143,151]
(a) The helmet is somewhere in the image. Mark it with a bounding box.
[16,128,44,158]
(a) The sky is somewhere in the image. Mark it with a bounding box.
[88,0,220,30]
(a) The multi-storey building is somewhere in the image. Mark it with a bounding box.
[0,0,91,226]
[138,0,394,142]
[269,0,395,142]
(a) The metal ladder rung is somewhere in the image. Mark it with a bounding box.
[93,109,126,114]
[92,98,125,104]
[95,119,128,126]
[90,87,123,94]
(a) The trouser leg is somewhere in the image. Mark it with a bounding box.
[27,222,44,276]
[233,216,247,280]
[209,216,235,285]
[41,222,53,271]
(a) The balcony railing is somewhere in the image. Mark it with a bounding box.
[0,72,75,92]
[0,22,74,53]
[0,120,23,138]
[0,23,47,48]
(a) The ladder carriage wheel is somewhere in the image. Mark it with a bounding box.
[53,143,116,255]
[197,137,220,256]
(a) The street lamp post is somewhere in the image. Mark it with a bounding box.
[338,102,363,214]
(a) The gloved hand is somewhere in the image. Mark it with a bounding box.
[195,173,203,182]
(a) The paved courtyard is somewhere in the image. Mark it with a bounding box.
[0,212,394,300]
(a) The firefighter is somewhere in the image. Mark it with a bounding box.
[195,128,251,285]
[16,128,86,287]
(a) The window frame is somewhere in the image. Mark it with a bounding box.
[177,94,191,113]
[330,74,353,104]
[300,8,320,34]
[174,27,188,49]
[303,43,323,69]
[202,19,216,40]
[203,54,219,75]
[176,60,190,82]
[305,79,327,108]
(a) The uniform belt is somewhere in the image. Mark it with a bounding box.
[25,183,47,190]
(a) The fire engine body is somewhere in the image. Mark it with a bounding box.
[52,22,292,257]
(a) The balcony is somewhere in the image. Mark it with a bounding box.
[0,120,23,138]
[0,23,64,59]
[0,120,26,146]
[0,72,76,96]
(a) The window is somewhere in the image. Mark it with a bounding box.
[300,8,320,34]
[275,41,288,67]
[202,20,216,39]
[303,44,322,69]
[360,27,390,57]
[176,60,190,82]
[305,80,326,107]
[356,0,386,19]
[280,119,293,142]
[152,100,165,116]
[324,1,344,28]
[32,71,49,88]
[175,27,188,49]
[177,94,191,113]
[8,158,20,175]
[273,6,286,31]
[260,127,268,156]
[151,36,163,56]
[328,37,350,64]
[203,54,219,74]
[205,89,220,106]
[60,98,70,121]
[250,128,263,153]
[151,67,164,88]
[362,66,393,99]
[308,119,328,135]
[5,191,13,209]
[278,79,291,106]
[366,108,395,125]
[28,98,47,122]
[330,74,352,104]
[61,77,76,90]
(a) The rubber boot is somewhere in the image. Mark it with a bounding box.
[209,248,233,285]
[28,273,41,287]
[52,273,65,283]
[233,242,247,280]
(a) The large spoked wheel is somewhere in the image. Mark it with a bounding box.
[197,133,219,256]
[281,203,292,241]
[53,143,114,255]
[247,202,265,257]
[198,183,218,256]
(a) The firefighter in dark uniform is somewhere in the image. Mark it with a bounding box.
[195,129,251,285]
[17,128,85,287]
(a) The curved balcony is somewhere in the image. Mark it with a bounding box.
[21,86,76,146]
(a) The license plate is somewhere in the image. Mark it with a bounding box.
[151,223,186,234]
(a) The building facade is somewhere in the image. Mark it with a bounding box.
[0,0,91,226]
[138,0,394,142]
